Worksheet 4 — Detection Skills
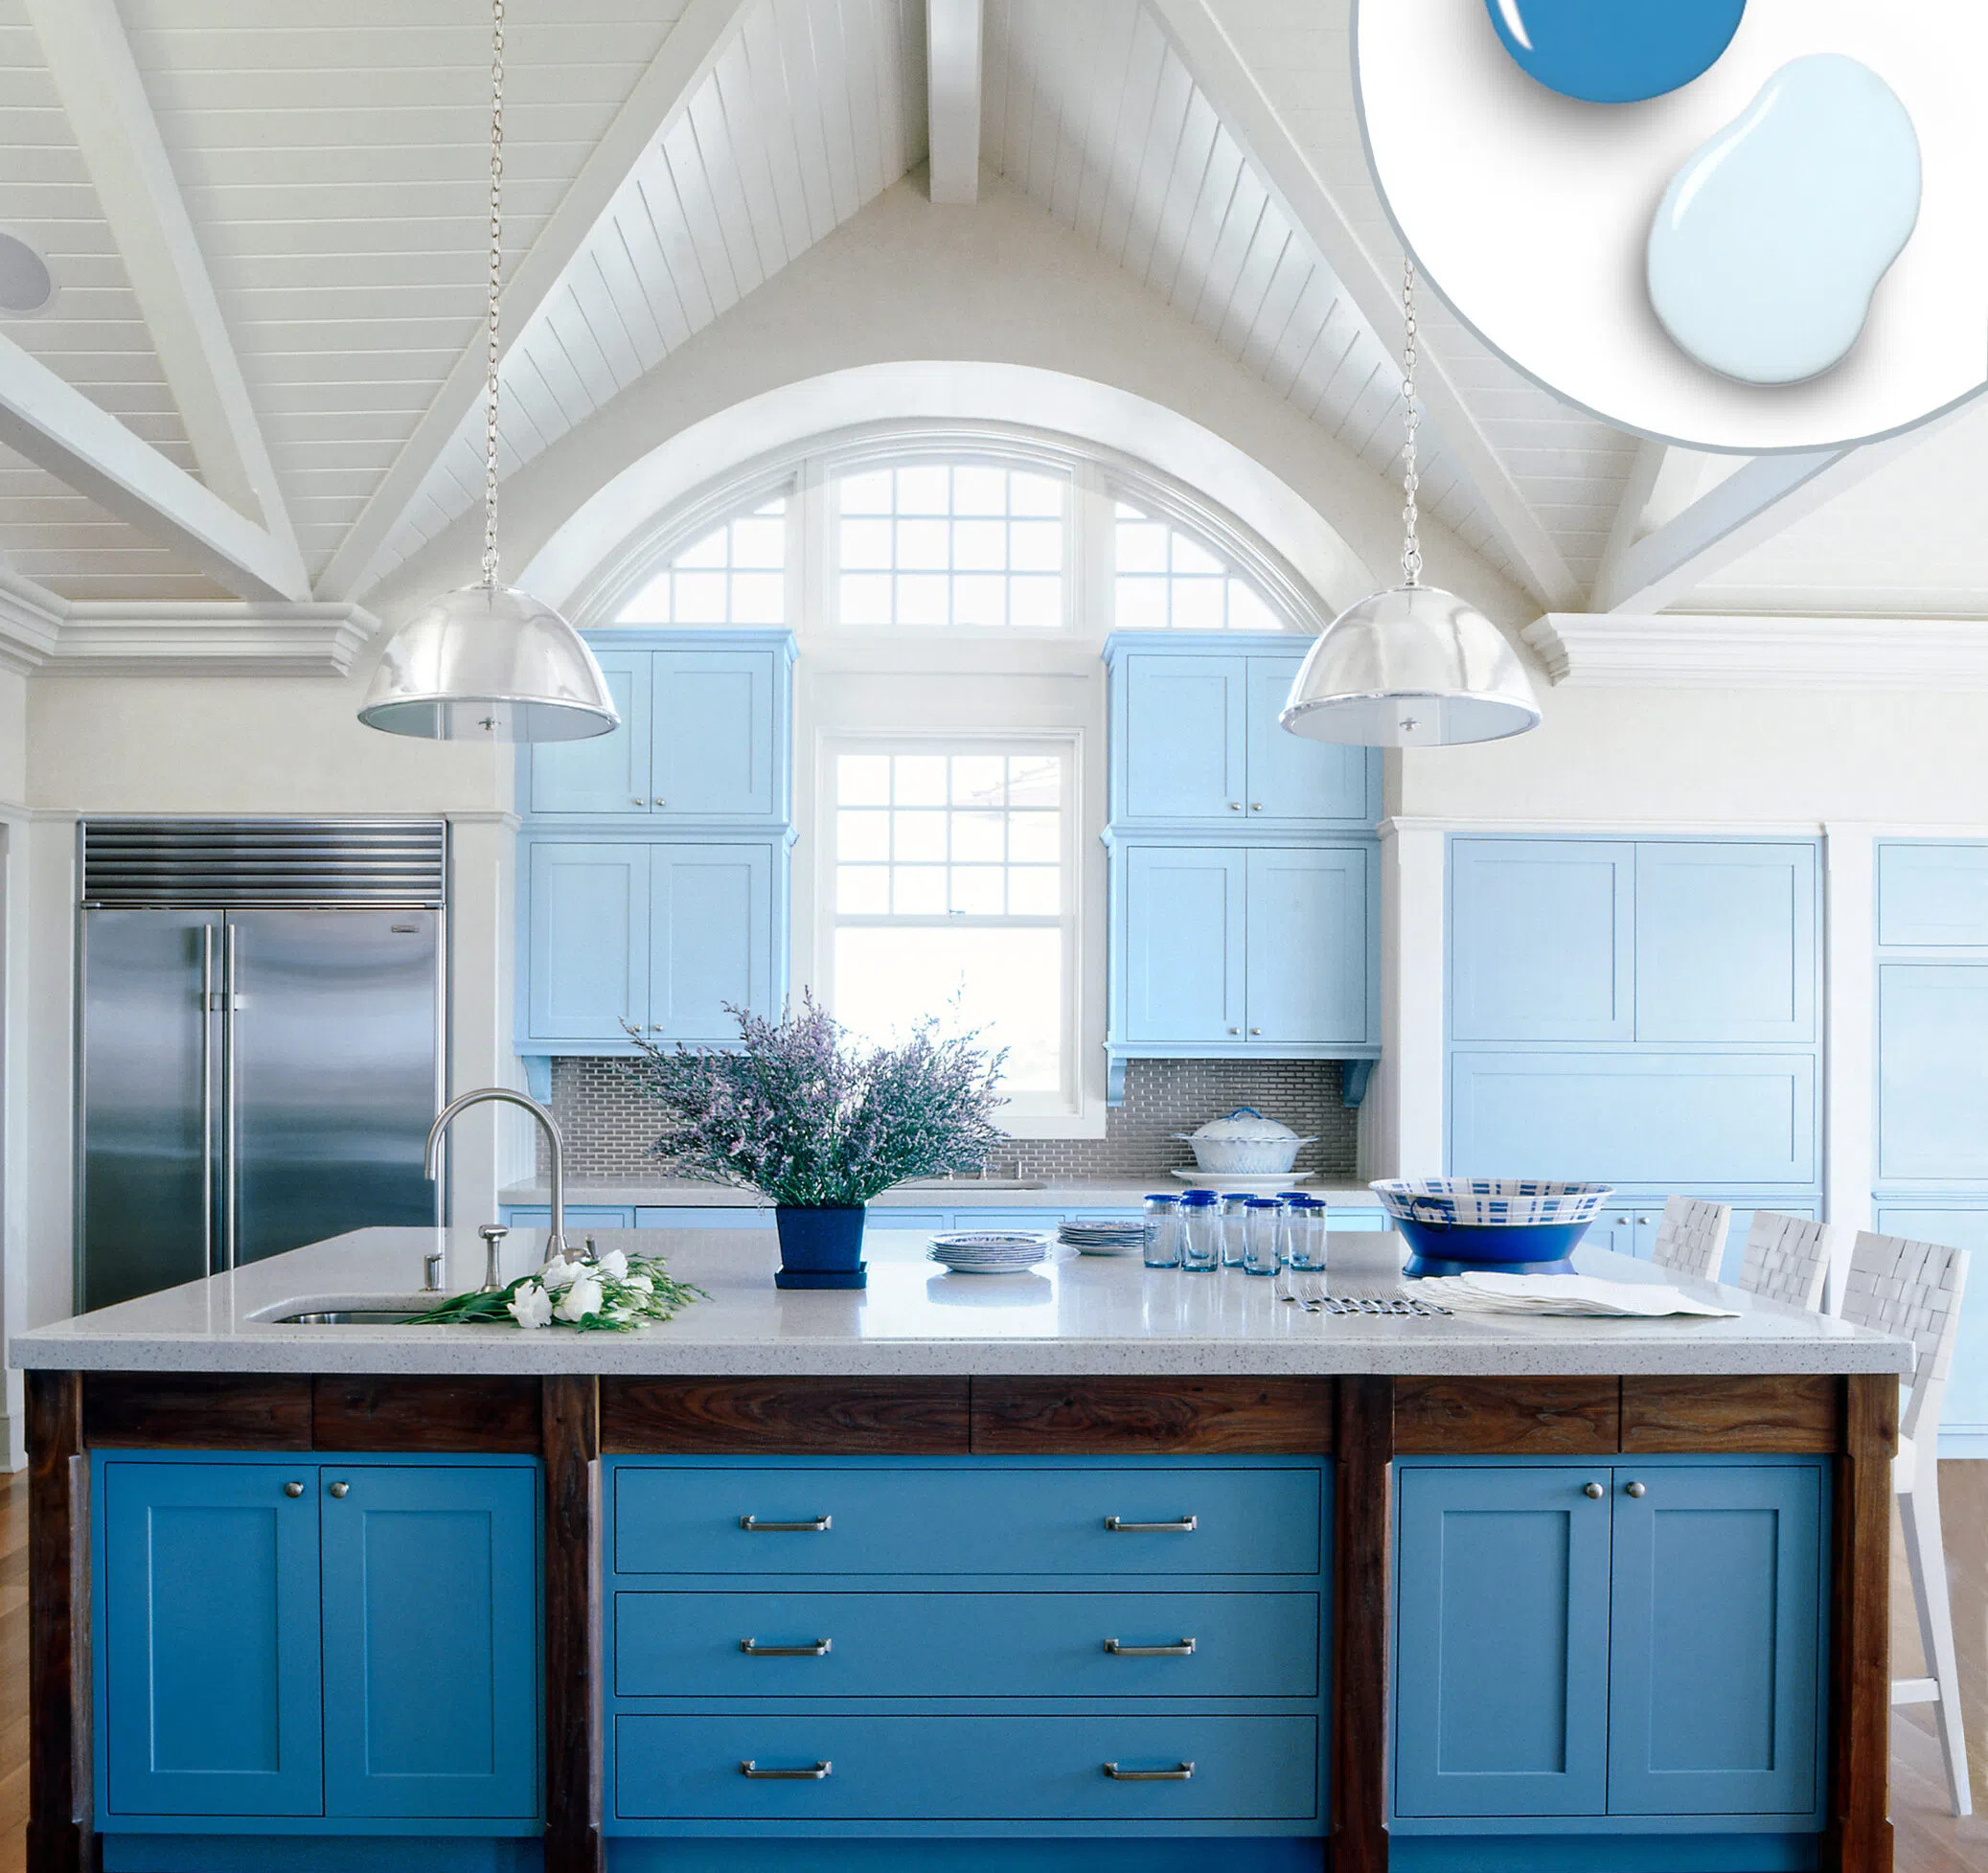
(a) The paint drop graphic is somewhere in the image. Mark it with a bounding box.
[1482,0,1747,103]
[1646,55,1920,386]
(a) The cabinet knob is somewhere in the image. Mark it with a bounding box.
[1582,1482,1605,1499]
[1227,1027,1240,1035]
[283,1480,304,1498]
[1249,1027,1263,1036]
[1250,803,1262,811]
[1227,801,1242,811]
[652,797,667,807]
[1625,1480,1647,1498]
[629,797,644,806]
[329,1480,351,1499]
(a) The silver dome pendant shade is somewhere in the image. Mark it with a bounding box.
[1281,263,1540,749]
[358,0,617,746]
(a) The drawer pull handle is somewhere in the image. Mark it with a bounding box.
[1104,1516,1197,1533]
[1105,1637,1196,1656]
[740,1515,832,1532]
[741,1760,832,1780]
[740,1638,833,1656]
[1104,1761,1195,1781]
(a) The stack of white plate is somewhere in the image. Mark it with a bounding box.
[926,1231,1049,1275]
[1057,1218,1149,1256]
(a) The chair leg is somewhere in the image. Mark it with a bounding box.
[1899,1479,1975,1817]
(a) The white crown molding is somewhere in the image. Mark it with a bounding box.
[0,578,378,676]
[1523,611,1988,690]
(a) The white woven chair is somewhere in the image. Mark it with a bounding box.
[1732,1211,1843,1313]
[1647,1195,1730,1282]
[1839,1230,1974,1816]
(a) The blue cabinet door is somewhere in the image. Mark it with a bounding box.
[102,1460,324,1818]
[1121,845,1245,1041]
[1244,654,1373,822]
[1120,653,1245,820]
[1450,839,1634,1041]
[1878,841,1988,948]
[1394,1464,1612,1817]
[525,841,648,1041]
[1874,1207,1988,1434]
[1878,963,1988,1182]
[1634,843,1817,1043]
[528,651,651,814]
[1607,1464,1824,1817]
[1245,845,1372,1044]
[321,1464,539,1820]
[648,842,772,1040]
[652,650,778,818]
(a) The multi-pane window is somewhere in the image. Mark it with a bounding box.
[1113,501,1283,630]
[617,497,786,625]
[835,464,1065,628]
[830,748,1068,1097]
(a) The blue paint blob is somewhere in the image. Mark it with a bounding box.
[1646,55,1921,386]
[1483,0,1747,103]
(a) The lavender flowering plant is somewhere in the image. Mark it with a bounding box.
[621,994,1007,1208]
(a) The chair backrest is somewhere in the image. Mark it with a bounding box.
[1840,1231,1972,1444]
[1648,1195,1731,1282]
[1734,1211,1839,1313]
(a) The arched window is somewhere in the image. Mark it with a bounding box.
[1112,501,1283,631]
[614,496,787,626]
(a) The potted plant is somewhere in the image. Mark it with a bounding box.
[623,994,1006,1289]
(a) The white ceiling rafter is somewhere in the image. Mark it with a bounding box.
[1149,0,1583,609]
[927,0,984,203]
[23,0,301,581]
[316,0,761,605]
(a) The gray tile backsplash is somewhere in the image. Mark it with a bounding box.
[541,1056,1360,1183]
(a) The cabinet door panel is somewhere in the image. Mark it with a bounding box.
[525,842,648,1040]
[322,1465,539,1819]
[528,652,650,814]
[1607,1464,1823,1817]
[1874,1208,1988,1433]
[1120,654,1245,821]
[1451,840,1634,1041]
[1244,654,1373,822]
[1394,1465,1611,1817]
[1635,843,1817,1042]
[649,843,772,1041]
[1878,963,1988,1181]
[1878,841,1988,948]
[653,651,777,818]
[102,1460,323,1817]
[1245,846,1372,1045]
[1122,846,1244,1042]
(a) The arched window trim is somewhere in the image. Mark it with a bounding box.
[568,419,1336,637]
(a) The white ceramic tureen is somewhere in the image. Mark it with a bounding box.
[1174,1108,1316,1175]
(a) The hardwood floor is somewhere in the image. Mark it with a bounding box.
[0,1461,1977,1871]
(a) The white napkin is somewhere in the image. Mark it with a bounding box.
[1416,1272,1739,1319]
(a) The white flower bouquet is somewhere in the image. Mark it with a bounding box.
[407,1245,706,1332]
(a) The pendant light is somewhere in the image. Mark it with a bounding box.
[359,0,618,743]
[1280,261,1540,748]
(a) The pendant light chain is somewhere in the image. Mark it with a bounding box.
[481,0,506,589]
[1400,255,1422,589]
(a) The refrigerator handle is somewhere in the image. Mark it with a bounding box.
[200,925,217,1277]
[222,921,239,1272]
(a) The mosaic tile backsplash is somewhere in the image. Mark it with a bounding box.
[542,1055,1360,1184]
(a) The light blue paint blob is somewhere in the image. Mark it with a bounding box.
[1483,0,1747,104]
[1646,54,1921,386]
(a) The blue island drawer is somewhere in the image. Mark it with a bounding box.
[610,1463,1322,1577]
[614,1589,1320,1698]
[612,1713,1319,1823]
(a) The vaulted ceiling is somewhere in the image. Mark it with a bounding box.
[0,0,1975,646]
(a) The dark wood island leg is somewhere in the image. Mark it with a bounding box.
[27,1369,92,1873]
[543,1375,603,1873]
[1334,1375,1393,1873]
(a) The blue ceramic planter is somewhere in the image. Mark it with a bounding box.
[774,1204,867,1289]
[1397,1216,1594,1279]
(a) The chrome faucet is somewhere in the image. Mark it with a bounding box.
[424,1086,573,1268]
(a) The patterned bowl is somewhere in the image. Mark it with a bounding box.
[1369,1178,1613,1227]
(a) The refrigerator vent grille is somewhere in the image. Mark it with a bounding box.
[82,819,446,906]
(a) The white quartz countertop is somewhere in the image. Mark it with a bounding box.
[498,1180,1383,1209]
[10,1222,1911,1379]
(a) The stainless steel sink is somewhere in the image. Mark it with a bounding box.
[900,1178,1046,1191]
[276,1308,427,1326]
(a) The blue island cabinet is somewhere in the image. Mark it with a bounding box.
[96,1453,542,1838]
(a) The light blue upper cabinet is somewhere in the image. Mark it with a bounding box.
[1119,651,1246,821]
[648,843,773,1041]
[1451,839,1635,1041]
[1635,843,1817,1042]
[1245,845,1374,1044]
[652,650,777,818]
[1878,841,1988,948]
[1121,845,1245,1042]
[321,1464,540,1821]
[1877,963,1988,1182]
[527,651,651,814]
[525,841,649,1042]
[1244,653,1374,822]
[102,1460,324,1819]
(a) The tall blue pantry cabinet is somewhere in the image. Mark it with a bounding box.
[515,629,796,1098]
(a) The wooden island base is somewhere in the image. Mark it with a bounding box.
[27,1369,1896,1873]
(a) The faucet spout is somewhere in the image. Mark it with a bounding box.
[425,1086,571,1268]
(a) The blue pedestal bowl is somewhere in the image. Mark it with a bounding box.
[1370,1178,1612,1279]
[1392,1216,1595,1279]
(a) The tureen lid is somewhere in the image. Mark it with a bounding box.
[1181,1107,1300,1144]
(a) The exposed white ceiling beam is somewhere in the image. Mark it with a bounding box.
[318,0,756,605]
[24,0,302,578]
[0,332,309,602]
[926,0,984,204]
[1148,0,1582,609]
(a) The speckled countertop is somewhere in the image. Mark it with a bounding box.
[10,1224,1910,1379]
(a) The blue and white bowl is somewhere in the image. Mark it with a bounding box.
[1368,1179,1613,1278]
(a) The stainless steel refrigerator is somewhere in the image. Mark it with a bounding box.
[77,820,447,1313]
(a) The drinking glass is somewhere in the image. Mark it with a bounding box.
[1243,1199,1282,1275]
[1142,1195,1181,1268]
[1220,1195,1251,1268]
[1180,1194,1220,1271]
[1285,1201,1328,1272]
